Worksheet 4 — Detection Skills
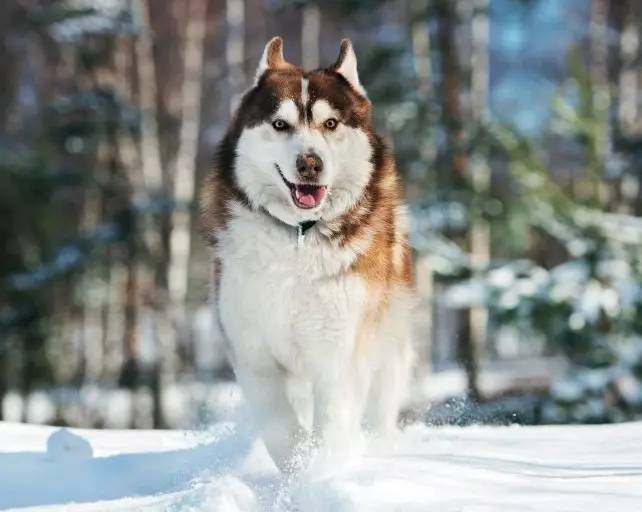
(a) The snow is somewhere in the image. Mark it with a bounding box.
[2,420,642,511]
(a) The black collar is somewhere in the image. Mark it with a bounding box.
[260,207,317,238]
[299,220,317,236]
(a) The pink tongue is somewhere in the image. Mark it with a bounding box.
[295,187,326,207]
[297,193,317,207]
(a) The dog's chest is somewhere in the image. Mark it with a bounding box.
[216,215,365,372]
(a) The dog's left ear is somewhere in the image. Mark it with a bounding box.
[255,36,290,84]
[332,39,366,97]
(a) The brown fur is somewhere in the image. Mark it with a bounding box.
[199,40,415,453]
[200,39,413,314]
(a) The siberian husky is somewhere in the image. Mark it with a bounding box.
[201,37,414,470]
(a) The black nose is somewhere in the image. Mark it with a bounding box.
[296,152,323,180]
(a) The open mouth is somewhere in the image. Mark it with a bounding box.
[275,164,327,209]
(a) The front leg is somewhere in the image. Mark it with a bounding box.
[235,366,307,472]
[312,361,370,452]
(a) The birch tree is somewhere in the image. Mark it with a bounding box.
[225,0,245,113]
[168,0,208,341]
[301,2,321,70]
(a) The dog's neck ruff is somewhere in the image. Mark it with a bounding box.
[260,206,317,247]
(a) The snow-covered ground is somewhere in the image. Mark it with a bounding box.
[1,420,642,512]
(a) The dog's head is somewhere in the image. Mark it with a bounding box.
[225,37,376,226]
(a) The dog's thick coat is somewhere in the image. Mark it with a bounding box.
[201,37,414,469]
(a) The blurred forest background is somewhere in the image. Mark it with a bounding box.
[1,0,642,429]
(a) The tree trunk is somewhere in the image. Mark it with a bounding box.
[225,0,246,113]
[436,0,480,399]
[437,0,467,185]
[120,239,140,391]
[468,0,490,392]
[132,0,173,427]
[589,0,611,207]
[409,0,434,374]
[409,0,436,168]
[0,352,5,421]
[135,0,165,191]
[410,0,431,97]
[617,0,641,213]
[168,0,208,359]
[301,2,321,70]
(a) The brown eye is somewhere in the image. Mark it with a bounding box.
[324,118,338,130]
[272,119,289,131]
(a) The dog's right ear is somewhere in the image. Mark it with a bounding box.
[332,39,367,97]
[254,37,289,84]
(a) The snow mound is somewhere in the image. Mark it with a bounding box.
[1,420,642,511]
[46,428,94,460]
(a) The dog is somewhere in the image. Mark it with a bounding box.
[201,37,414,470]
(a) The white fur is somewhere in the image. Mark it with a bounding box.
[335,42,367,97]
[215,201,414,469]
[216,56,412,471]
[300,78,310,107]
[235,98,373,227]
[392,204,410,270]
[311,99,339,125]
[254,37,283,84]
[274,99,299,126]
